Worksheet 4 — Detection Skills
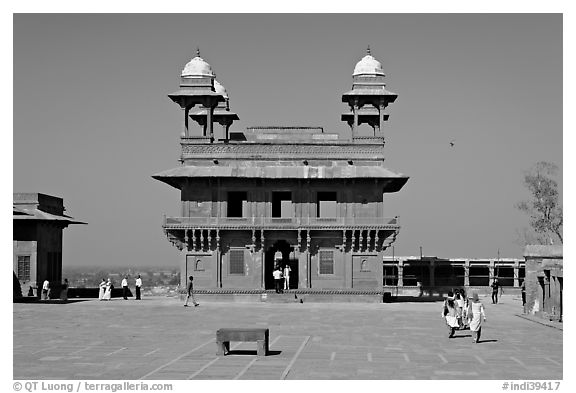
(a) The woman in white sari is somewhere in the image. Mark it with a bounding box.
[468,292,487,343]
[103,278,112,301]
[443,298,460,338]
[98,279,106,300]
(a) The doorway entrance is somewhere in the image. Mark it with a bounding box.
[265,240,298,290]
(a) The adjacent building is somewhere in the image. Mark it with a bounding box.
[154,48,409,295]
[523,245,563,321]
[13,193,85,297]
[382,255,525,296]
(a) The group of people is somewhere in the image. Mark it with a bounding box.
[39,278,69,301]
[272,264,291,294]
[442,289,486,343]
[98,274,143,301]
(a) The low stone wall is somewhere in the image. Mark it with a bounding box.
[383,286,521,298]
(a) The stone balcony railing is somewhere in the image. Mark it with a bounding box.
[163,216,399,230]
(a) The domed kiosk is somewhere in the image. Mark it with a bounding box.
[342,46,397,138]
[189,79,239,141]
[168,49,226,141]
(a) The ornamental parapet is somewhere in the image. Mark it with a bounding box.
[163,216,399,230]
[179,141,386,160]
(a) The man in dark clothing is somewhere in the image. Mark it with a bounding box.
[122,276,129,300]
[184,275,199,307]
[273,266,283,294]
[135,274,142,300]
[521,280,526,309]
[491,279,500,304]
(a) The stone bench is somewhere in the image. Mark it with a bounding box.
[216,328,269,356]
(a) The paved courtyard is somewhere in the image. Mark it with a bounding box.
[13,295,562,380]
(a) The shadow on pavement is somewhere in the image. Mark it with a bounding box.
[13,298,92,304]
[226,350,282,356]
[383,295,446,303]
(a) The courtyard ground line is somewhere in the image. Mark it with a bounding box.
[233,358,258,380]
[104,347,126,357]
[187,358,220,380]
[281,336,311,380]
[32,347,56,354]
[69,347,92,355]
[509,356,527,368]
[186,335,282,379]
[138,339,215,380]
[474,355,486,365]
[143,349,160,357]
[545,357,561,366]
[438,354,448,364]
[186,340,252,380]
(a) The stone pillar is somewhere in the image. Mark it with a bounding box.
[429,261,435,288]
[306,231,312,288]
[378,101,385,137]
[464,260,470,287]
[215,242,221,288]
[180,249,188,288]
[489,260,495,282]
[397,259,404,287]
[183,106,190,137]
[353,99,359,135]
[206,104,214,141]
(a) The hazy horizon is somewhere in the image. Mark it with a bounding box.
[13,14,562,267]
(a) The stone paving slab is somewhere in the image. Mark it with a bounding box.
[13,296,562,380]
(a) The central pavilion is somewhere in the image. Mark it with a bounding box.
[153,48,408,298]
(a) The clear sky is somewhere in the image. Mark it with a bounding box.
[13,14,562,267]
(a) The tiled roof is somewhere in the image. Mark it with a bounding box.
[153,165,408,191]
[13,206,86,224]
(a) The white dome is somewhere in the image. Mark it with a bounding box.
[213,80,228,98]
[353,50,385,76]
[181,54,214,78]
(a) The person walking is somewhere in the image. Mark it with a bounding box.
[468,292,487,343]
[98,279,107,300]
[135,274,142,300]
[103,278,113,301]
[442,296,460,338]
[184,275,199,307]
[122,276,129,300]
[60,278,69,301]
[283,264,291,290]
[454,290,465,329]
[273,266,283,294]
[459,289,469,329]
[521,280,526,311]
[41,279,50,300]
[491,279,500,304]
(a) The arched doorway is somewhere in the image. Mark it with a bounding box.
[265,240,298,290]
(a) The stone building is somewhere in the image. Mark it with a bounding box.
[382,255,524,296]
[13,193,85,297]
[153,48,408,297]
[523,245,563,321]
